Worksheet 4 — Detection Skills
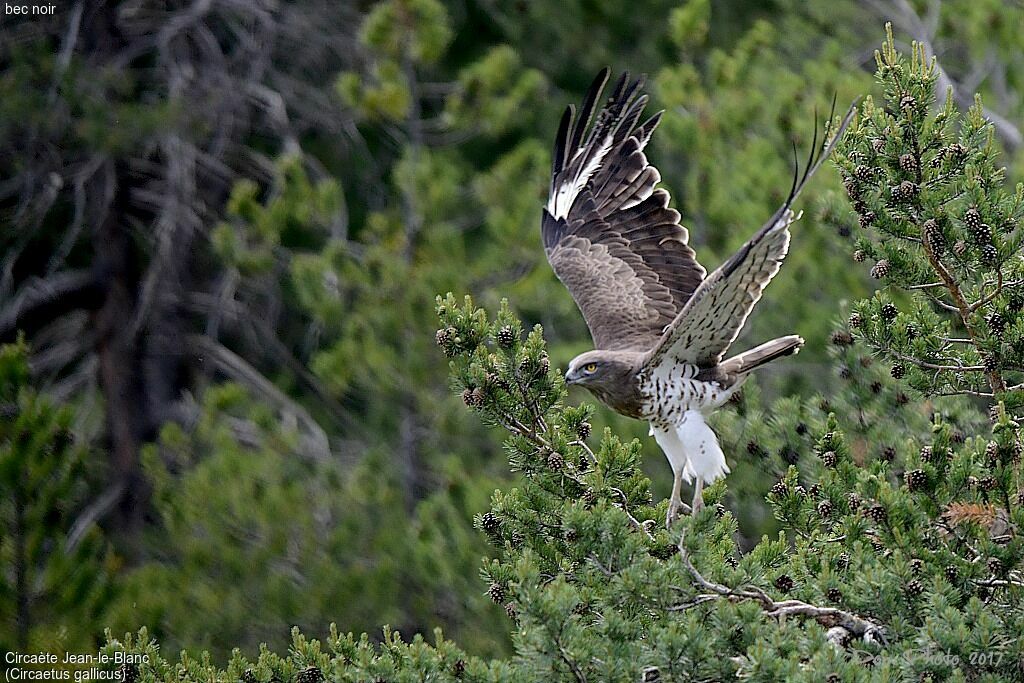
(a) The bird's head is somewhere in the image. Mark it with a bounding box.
[564,349,646,418]
[564,350,640,388]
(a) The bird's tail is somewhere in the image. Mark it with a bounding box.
[720,335,804,376]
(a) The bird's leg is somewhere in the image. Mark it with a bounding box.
[665,469,693,526]
[691,478,705,513]
[666,468,683,527]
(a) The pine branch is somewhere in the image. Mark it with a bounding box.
[676,531,886,645]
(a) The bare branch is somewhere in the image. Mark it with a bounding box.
[187,334,331,462]
[676,530,886,644]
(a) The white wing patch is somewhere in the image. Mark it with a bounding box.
[546,133,614,220]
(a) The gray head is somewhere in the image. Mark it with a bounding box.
[564,349,646,418]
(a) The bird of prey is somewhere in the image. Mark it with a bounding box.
[543,69,853,524]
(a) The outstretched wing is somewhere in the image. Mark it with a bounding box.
[646,100,857,368]
[542,69,706,352]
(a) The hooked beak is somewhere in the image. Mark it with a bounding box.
[564,369,577,385]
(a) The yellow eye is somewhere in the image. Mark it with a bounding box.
[584,363,598,373]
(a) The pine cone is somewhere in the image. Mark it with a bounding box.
[747,440,767,457]
[980,244,998,264]
[943,565,958,582]
[871,259,890,279]
[808,483,822,497]
[488,582,506,604]
[848,312,863,328]
[947,142,967,159]
[826,587,843,603]
[436,327,452,347]
[769,480,789,497]
[820,450,837,468]
[241,670,258,683]
[871,381,883,395]
[891,180,918,202]
[852,249,867,262]
[796,422,809,436]
[857,212,875,229]
[503,601,517,619]
[953,239,968,256]
[970,222,993,244]
[452,659,466,678]
[880,445,896,461]
[822,431,838,449]
[818,500,834,517]
[900,93,917,112]
[906,469,927,492]
[905,323,919,340]
[986,312,1006,335]
[979,475,997,491]
[480,512,501,535]
[867,504,888,523]
[985,441,1000,466]
[987,557,1004,575]
[909,558,924,574]
[854,165,873,182]
[496,325,516,348]
[774,574,794,593]
[546,451,564,471]
[899,153,918,173]
[881,302,898,321]
[295,667,324,683]
[983,354,999,373]
[582,489,597,507]
[830,330,854,346]
[437,327,459,356]
[891,363,906,379]
[837,552,850,569]
[576,421,592,439]
[871,137,886,153]
[905,579,924,597]
[462,387,485,408]
[922,219,944,254]
[847,493,861,512]
[963,206,982,231]
[919,445,933,462]
[839,365,853,380]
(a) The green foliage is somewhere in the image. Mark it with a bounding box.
[837,25,1024,406]
[105,282,1024,679]
[0,340,111,651]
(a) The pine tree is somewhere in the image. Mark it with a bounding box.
[0,339,111,651]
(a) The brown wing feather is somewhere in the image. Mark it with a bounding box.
[646,101,857,368]
[543,69,706,351]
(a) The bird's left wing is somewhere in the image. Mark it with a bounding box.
[645,102,856,368]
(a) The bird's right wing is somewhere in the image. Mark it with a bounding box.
[645,101,856,368]
[542,69,706,352]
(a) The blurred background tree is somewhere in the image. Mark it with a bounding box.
[2,0,1024,661]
